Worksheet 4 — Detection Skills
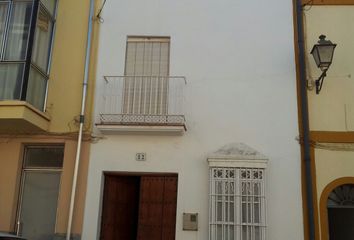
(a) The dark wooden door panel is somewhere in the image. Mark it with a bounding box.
[100,175,140,240]
[137,176,177,240]
[161,177,178,240]
[100,176,117,240]
[137,176,164,240]
[100,174,177,240]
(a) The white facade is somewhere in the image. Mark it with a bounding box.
[82,0,303,239]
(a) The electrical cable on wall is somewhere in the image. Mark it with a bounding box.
[96,0,107,23]
[315,142,354,152]
[296,136,354,152]
[302,0,314,11]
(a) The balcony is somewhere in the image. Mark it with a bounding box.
[96,76,186,135]
[0,100,50,134]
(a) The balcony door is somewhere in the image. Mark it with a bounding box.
[123,37,170,115]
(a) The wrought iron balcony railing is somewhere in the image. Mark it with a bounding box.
[98,76,186,126]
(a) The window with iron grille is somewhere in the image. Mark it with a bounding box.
[0,0,57,110]
[209,167,266,240]
[123,36,170,115]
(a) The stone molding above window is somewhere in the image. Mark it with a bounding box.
[207,142,268,169]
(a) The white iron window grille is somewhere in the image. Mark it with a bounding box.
[209,167,266,240]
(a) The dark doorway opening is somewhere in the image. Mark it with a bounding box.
[100,174,178,240]
[327,184,354,240]
[328,208,354,240]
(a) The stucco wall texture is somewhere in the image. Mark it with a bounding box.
[82,0,303,239]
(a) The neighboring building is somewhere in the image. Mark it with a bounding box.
[82,0,303,239]
[0,0,99,239]
[295,0,354,240]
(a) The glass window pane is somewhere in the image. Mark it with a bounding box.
[20,172,61,240]
[27,67,47,110]
[0,63,24,100]
[242,202,247,223]
[217,201,222,221]
[40,0,56,15]
[216,181,222,194]
[230,226,234,240]
[255,226,261,240]
[24,146,64,168]
[0,2,9,53]
[32,5,53,72]
[242,226,251,240]
[254,202,260,223]
[216,225,222,240]
[229,201,234,222]
[4,1,32,60]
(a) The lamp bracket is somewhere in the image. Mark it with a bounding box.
[315,69,327,94]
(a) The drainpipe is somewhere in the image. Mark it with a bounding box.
[66,0,95,239]
[295,0,315,239]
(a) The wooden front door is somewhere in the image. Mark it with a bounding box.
[137,176,178,240]
[100,176,140,240]
[100,174,178,240]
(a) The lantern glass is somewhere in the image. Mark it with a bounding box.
[311,47,321,68]
[310,35,336,71]
[317,45,336,69]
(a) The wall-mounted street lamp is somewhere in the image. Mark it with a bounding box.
[310,35,337,94]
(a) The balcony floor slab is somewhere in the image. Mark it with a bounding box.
[0,101,50,134]
[96,124,185,135]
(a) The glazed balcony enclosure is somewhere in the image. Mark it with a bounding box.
[0,0,57,133]
[96,75,186,135]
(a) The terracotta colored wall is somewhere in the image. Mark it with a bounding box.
[0,140,22,231]
[0,137,90,235]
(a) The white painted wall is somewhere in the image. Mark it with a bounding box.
[82,0,303,239]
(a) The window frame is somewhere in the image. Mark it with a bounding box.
[0,0,57,111]
[15,144,64,236]
[209,167,267,240]
[0,0,12,60]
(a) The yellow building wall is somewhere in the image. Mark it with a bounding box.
[315,149,354,198]
[314,148,354,239]
[0,0,101,236]
[0,137,90,235]
[45,0,100,133]
[303,5,354,240]
[304,6,354,131]
[0,140,22,232]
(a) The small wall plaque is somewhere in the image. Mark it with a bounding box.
[183,213,198,231]
[136,153,146,161]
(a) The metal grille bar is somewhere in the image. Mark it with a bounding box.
[99,75,186,126]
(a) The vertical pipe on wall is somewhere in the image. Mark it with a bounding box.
[66,0,95,239]
[294,0,315,239]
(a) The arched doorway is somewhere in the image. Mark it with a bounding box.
[327,184,354,240]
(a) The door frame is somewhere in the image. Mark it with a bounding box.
[104,171,178,177]
[99,172,178,239]
[15,145,64,236]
